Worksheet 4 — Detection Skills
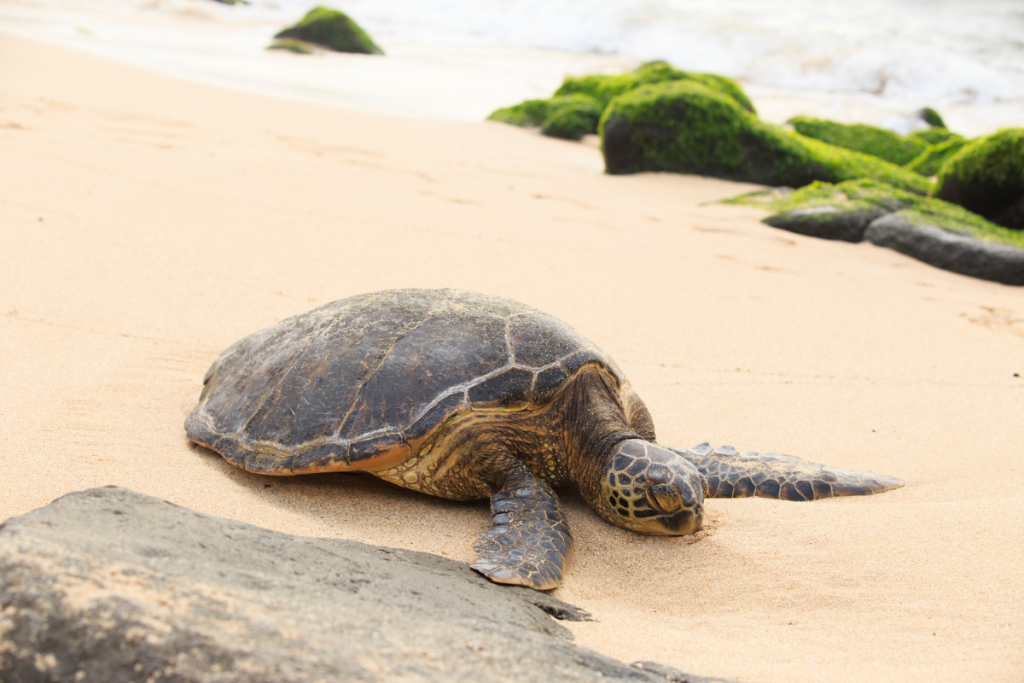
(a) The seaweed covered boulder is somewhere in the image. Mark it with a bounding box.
[599,81,931,194]
[936,128,1024,230]
[274,6,383,55]
[487,61,753,141]
[731,179,1024,285]
[555,61,755,114]
[788,116,929,166]
[488,94,603,140]
[904,137,968,177]
[908,127,961,147]
[918,107,946,129]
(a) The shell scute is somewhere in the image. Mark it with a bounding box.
[403,392,468,443]
[531,365,569,402]
[339,311,508,439]
[467,366,536,408]
[186,289,623,474]
[509,313,594,368]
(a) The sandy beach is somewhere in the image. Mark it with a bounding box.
[1,30,1022,683]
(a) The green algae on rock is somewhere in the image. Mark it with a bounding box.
[487,61,753,141]
[936,127,1024,231]
[267,38,316,55]
[788,116,929,166]
[274,6,383,55]
[540,96,604,140]
[599,81,931,194]
[554,61,755,114]
[488,94,603,140]
[904,138,968,177]
[919,107,946,129]
[728,179,1024,285]
[908,127,961,147]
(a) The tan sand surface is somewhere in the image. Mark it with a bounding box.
[1,32,1022,683]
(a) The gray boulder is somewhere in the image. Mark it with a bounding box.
[764,205,888,243]
[0,487,730,683]
[865,212,1024,285]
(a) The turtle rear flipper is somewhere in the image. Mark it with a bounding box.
[471,461,573,591]
[670,443,903,501]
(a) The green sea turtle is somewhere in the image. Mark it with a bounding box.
[185,289,902,590]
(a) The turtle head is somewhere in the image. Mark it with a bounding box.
[597,439,706,535]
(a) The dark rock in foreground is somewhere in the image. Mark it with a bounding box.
[0,487,730,683]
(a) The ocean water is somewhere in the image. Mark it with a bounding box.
[1,0,1022,134]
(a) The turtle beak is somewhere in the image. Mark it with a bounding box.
[644,479,704,534]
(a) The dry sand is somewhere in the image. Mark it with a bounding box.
[1,31,1021,683]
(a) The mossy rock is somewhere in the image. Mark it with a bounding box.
[555,61,755,114]
[267,39,316,55]
[488,94,603,140]
[541,97,603,140]
[728,179,1024,284]
[274,6,383,55]
[904,138,967,177]
[919,107,946,128]
[598,81,931,194]
[788,116,929,166]
[487,99,551,128]
[936,127,1024,230]
[732,179,1024,248]
[908,127,961,146]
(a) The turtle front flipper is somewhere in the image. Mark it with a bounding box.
[669,443,903,500]
[471,460,573,591]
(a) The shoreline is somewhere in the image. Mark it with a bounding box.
[1,4,1022,135]
[1,31,1022,683]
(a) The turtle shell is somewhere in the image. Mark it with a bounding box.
[185,289,625,474]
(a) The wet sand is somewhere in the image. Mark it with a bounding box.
[1,31,1021,683]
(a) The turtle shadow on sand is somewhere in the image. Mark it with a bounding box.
[184,289,903,592]
[187,439,489,558]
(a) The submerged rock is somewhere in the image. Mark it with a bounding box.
[0,487,730,683]
[936,128,1024,230]
[274,6,383,55]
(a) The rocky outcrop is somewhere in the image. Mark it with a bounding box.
[0,487,731,683]
[936,128,1024,230]
[788,116,928,166]
[598,82,930,194]
[764,205,888,243]
[864,213,1024,285]
[274,6,383,55]
[732,179,1024,285]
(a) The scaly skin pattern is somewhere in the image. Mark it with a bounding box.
[669,444,904,500]
[471,462,573,590]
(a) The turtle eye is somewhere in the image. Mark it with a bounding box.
[646,485,683,513]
